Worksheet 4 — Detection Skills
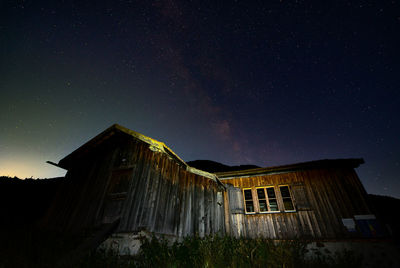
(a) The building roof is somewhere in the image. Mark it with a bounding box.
[54,124,222,184]
[216,158,364,179]
[57,124,183,168]
[52,124,364,184]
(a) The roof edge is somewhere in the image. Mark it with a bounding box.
[57,124,226,186]
[112,124,187,167]
[186,166,225,188]
[58,124,188,169]
[216,158,365,178]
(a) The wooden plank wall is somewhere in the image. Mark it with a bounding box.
[115,138,225,237]
[221,168,371,239]
[42,138,118,232]
[42,133,369,240]
[43,134,225,237]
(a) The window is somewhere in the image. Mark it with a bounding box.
[279,185,295,211]
[108,171,130,194]
[102,169,131,224]
[256,187,279,212]
[107,169,132,198]
[242,185,296,214]
[243,188,255,213]
[256,188,268,212]
[266,187,279,211]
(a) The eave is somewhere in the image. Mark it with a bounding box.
[216,158,365,179]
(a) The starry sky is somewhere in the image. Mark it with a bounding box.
[1,1,399,198]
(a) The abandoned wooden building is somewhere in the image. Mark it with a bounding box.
[44,124,383,253]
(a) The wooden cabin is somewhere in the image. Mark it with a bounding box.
[218,159,378,239]
[44,124,225,238]
[44,124,381,254]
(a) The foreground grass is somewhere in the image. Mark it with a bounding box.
[81,235,362,268]
[1,227,362,268]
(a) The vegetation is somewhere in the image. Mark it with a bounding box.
[80,235,362,268]
[0,227,363,268]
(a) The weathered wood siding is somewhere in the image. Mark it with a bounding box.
[44,133,225,237]
[221,168,371,239]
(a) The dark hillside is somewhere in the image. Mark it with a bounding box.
[187,160,260,173]
[367,194,400,241]
[0,176,64,228]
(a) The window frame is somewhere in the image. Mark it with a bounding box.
[242,188,256,214]
[255,186,280,214]
[243,185,296,214]
[278,185,296,212]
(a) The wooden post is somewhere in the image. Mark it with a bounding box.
[223,189,230,236]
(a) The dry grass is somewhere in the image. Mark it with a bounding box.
[0,228,362,268]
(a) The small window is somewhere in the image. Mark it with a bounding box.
[280,185,295,211]
[243,189,255,213]
[256,188,268,212]
[108,170,131,195]
[266,187,279,211]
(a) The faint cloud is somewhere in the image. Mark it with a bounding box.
[153,0,183,23]
[233,141,241,152]
[213,120,231,141]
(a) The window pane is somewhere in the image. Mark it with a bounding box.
[280,186,291,198]
[283,198,294,211]
[109,172,130,193]
[244,189,253,200]
[257,188,266,199]
[269,199,279,211]
[266,187,276,198]
[259,200,268,212]
[245,201,254,212]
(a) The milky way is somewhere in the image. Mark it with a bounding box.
[1,1,399,198]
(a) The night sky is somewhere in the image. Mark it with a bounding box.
[1,1,399,198]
